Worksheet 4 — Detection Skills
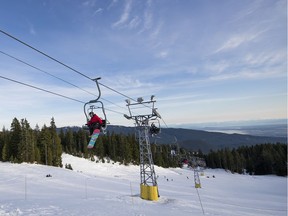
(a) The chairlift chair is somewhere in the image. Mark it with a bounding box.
[83,77,107,133]
[149,118,161,136]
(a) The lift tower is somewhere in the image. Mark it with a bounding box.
[124,96,161,201]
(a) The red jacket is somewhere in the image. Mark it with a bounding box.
[87,114,103,126]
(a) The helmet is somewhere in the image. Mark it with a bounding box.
[89,112,94,116]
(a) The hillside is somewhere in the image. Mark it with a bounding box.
[157,127,287,152]
[0,153,286,216]
[58,125,287,153]
[104,125,287,153]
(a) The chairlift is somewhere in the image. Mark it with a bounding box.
[149,118,161,136]
[83,77,107,133]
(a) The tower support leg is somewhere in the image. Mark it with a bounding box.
[138,125,158,201]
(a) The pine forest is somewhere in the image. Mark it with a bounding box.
[0,117,286,176]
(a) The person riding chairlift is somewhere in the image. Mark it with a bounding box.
[87,111,103,135]
[150,123,160,136]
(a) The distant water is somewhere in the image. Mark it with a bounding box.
[203,124,287,138]
[182,119,287,138]
[205,129,248,135]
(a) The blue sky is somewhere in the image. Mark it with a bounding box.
[0,0,287,129]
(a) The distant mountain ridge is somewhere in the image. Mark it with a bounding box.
[156,127,286,153]
[58,125,287,153]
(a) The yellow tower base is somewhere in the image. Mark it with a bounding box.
[195,183,201,188]
[140,184,159,201]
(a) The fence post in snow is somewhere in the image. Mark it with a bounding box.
[25,175,27,200]
[194,168,201,188]
[85,178,88,199]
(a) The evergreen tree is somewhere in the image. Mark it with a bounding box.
[129,134,139,164]
[18,119,35,163]
[123,136,133,165]
[273,143,287,176]
[59,129,66,151]
[62,129,74,154]
[232,149,244,173]
[225,148,234,172]
[205,143,287,176]
[95,136,105,159]
[39,125,52,165]
[49,118,62,167]
[108,132,117,161]
[9,118,21,162]
[76,129,88,157]
[0,127,10,161]
[115,134,125,162]
[34,124,41,163]
[206,150,215,168]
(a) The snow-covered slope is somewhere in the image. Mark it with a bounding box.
[0,153,286,216]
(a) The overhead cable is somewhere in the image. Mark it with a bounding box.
[0,74,127,116]
[0,50,97,96]
[0,29,141,106]
[0,75,85,104]
[0,29,92,81]
[99,82,137,103]
[0,49,126,111]
[0,29,156,113]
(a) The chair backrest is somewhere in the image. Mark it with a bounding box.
[101,119,106,128]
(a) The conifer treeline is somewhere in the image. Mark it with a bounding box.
[0,117,62,166]
[0,118,286,176]
[0,117,181,168]
[59,126,181,168]
[205,144,287,176]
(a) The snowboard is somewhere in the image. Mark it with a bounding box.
[87,129,100,149]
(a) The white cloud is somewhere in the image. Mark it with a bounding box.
[29,25,36,35]
[244,51,286,67]
[214,33,257,53]
[207,66,285,82]
[82,0,97,7]
[143,0,153,30]
[204,60,230,74]
[93,8,103,16]
[107,0,119,10]
[128,16,141,29]
[155,50,169,59]
[148,23,162,43]
[112,0,132,28]
[102,74,151,91]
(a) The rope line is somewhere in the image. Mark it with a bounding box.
[0,74,127,116]
[0,29,155,109]
[0,29,92,81]
[0,50,97,97]
[0,29,169,126]
[0,75,85,104]
[0,49,126,111]
[99,82,137,103]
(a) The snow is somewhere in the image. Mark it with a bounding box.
[0,153,287,216]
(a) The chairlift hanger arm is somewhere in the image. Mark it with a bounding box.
[83,77,108,131]
[89,77,102,103]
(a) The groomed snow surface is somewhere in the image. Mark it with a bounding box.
[0,153,287,216]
